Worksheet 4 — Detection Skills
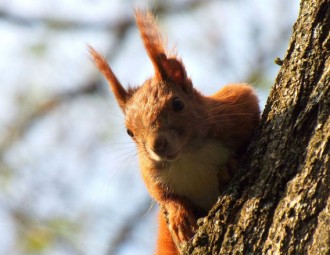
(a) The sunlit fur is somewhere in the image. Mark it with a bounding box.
[88,46,128,110]
[156,212,178,255]
[135,10,167,80]
[90,9,260,255]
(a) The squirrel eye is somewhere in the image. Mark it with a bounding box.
[127,129,134,137]
[172,97,185,112]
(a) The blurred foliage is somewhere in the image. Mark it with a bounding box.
[21,225,54,253]
[0,163,13,189]
[28,42,48,57]
[17,214,82,254]
[246,69,273,90]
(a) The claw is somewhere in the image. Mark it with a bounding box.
[166,203,197,245]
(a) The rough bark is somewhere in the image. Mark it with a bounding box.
[182,0,330,254]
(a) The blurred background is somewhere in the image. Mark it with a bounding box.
[0,0,299,254]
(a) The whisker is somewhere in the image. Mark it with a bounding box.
[142,200,157,218]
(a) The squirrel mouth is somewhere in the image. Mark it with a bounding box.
[149,149,180,162]
[146,143,181,162]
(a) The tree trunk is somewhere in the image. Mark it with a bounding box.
[182,0,330,254]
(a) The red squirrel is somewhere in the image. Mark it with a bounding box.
[89,10,260,255]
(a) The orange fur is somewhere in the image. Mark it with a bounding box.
[88,46,128,111]
[156,212,178,255]
[135,10,166,75]
[207,83,260,154]
[90,10,260,255]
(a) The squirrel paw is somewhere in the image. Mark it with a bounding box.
[167,205,197,244]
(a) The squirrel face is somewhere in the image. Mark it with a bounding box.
[88,10,219,163]
[125,78,207,163]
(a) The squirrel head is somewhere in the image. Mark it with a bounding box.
[89,10,207,163]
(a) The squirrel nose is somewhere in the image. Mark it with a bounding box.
[153,136,168,154]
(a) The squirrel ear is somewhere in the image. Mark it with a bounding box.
[88,46,129,112]
[160,57,187,86]
[135,10,190,89]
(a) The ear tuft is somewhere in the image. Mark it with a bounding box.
[135,9,167,80]
[135,10,189,88]
[88,45,128,111]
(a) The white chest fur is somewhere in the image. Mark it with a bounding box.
[157,141,231,211]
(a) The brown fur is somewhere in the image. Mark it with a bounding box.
[88,46,128,110]
[89,10,260,255]
[156,212,178,255]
